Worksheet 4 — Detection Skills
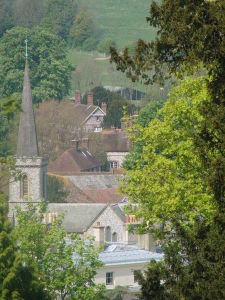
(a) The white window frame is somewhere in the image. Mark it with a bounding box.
[110,161,118,169]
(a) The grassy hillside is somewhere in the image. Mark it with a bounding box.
[81,0,157,49]
[68,1,170,100]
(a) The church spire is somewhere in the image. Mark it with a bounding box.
[17,59,39,157]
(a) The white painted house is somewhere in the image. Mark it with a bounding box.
[95,243,163,289]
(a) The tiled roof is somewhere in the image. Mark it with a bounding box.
[48,203,107,233]
[48,148,101,174]
[82,188,123,204]
[67,174,122,189]
[102,130,130,152]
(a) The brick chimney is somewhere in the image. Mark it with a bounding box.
[75,90,81,104]
[87,91,94,106]
[101,102,107,114]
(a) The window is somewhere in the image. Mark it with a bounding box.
[110,161,118,169]
[21,174,28,198]
[106,272,113,285]
[105,226,111,242]
[112,232,117,242]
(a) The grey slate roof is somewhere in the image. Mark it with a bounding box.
[17,60,39,157]
[99,244,164,266]
[48,203,107,233]
[67,174,122,189]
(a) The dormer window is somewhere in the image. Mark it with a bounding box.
[21,174,28,198]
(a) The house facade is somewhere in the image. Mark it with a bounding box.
[73,91,106,133]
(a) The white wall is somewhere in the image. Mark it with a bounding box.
[95,262,146,289]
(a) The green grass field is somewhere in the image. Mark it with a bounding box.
[81,0,157,49]
[67,1,169,100]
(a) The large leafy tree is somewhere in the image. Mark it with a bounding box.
[16,201,105,300]
[122,77,214,228]
[42,0,79,40]
[0,27,72,104]
[69,10,96,47]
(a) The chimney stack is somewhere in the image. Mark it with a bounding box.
[87,91,94,106]
[101,102,107,113]
[75,90,81,104]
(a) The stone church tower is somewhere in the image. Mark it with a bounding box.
[9,59,48,218]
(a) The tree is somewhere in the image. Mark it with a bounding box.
[121,77,225,298]
[123,100,164,170]
[46,174,69,203]
[69,10,96,47]
[36,100,82,161]
[0,193,49,300]
[42,0,79,40]
[12,0,45,28]
[0,27,72,104]
[82,86,122,106]
[103,99,136,129]
[134,261,165,300]
[111,0,225,208]
[16,201,106,300]
[0,0,14,38]
[121,77,214,228]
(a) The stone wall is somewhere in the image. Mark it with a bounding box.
[9,157,48,218]
[88,206,124,242]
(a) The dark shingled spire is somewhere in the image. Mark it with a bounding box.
[17,60,39,157]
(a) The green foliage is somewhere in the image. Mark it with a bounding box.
[16,201,105,300]
[41,0,78,40]
[1,256,50,300]
[69,10,96,47]
[82,86,122,106]
[0,27,72,104]
[0,98,20,157]
[122,77,214,227]
[123,100,164,170]
[103,99,136,129]
[0,0,14,38]
[0,193,15,293]
[47,175,69,203]
[105,285,130,300]
[0,193,49,300]
[134,261,165,300]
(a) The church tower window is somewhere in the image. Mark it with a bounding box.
[21,174,28,198]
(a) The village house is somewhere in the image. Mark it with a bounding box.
[102,129,130,170]
[73,90,106,133]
